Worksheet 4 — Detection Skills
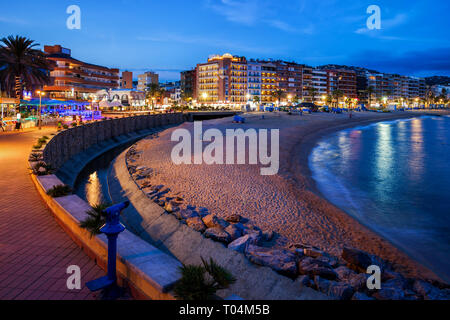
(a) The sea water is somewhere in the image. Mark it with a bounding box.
[309,115,450,282]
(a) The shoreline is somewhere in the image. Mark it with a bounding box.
[285,110,450,282]
[130,110,449,283]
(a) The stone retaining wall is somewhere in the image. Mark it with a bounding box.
[43,113,186,170]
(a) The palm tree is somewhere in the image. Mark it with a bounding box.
[146,83,160,109]
[272,89,285,106]
[252,95,260,105]
[308,87,318,104]
[366,86,374,107]
[332,89,343,108]
[181,91,193,106]
[0,35,53,99]
[425,86,434,109]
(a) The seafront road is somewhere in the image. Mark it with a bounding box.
[0,127,104,300]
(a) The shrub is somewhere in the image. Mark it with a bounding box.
[29,153,43,162]
[33,143,43,150]
[47,185,72,198]
[33,161,53,176]
[79,203,111,237]
[71,122,78,127]
[174,257,236,300]
[62,124,69,130]
[38,138,47,144]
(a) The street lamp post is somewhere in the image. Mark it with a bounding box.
[36,90,45,130]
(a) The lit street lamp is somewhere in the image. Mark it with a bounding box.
[36,90,45,130]
[202,92,208,104]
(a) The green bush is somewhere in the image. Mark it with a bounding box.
[33,161,50,175]
[71,122,78,127]
[29,153,43,162]
[174,258,236,300]
[62,124,69,130]
[79,203,111,237]
[47,185,72,198]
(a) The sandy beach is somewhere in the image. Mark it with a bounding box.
[131,110,449,281]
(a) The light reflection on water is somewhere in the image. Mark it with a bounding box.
[309,116,450,282]
[86,172,103,207]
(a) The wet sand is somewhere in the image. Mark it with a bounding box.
[132,110,449,281]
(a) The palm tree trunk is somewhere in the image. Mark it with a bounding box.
[15,76,22,99]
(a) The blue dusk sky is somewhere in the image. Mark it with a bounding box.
[0,0,449,81]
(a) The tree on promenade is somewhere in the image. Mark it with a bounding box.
[308,87,318,104]
[367,86,374,106]
[272,89,285,106]
[332,89,343,108]
[0,35,53,99]
[146,83,162,109]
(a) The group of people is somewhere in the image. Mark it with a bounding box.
[0,117,23,132]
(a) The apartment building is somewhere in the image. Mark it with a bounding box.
[358,72,426,105]
[120,71,133,89]
[324,68,358,99]
[247,60,262,102]
[302,66,314,102]
[260,61,277,103]
[196,54,248,106]
[274,61,303,101]
[180,69,197,100]
[43,45,119,101]
[312,69,328,103]
[137,71,159,91]
[408,77,427,101]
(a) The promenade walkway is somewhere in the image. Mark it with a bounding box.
[0,127,104,300]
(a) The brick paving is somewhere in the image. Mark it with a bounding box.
[0,127,105,300]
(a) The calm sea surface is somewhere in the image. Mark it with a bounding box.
[309,115,450,282]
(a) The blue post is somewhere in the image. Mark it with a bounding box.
[86,201,130,295]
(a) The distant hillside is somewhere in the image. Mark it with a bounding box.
[317,64,379,74]
[425,76,450,86]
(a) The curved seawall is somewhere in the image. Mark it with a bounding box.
[43,113,186,186]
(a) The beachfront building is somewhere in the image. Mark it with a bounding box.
[432,84,450,98]
[260,61,277,104]
[180,69,197,102]
[359,72,426,106]
[137,71,159,91]
[43,45,120,101]
[275,61,303,103]
[324,68,358,100]
[196,54,248,108]
[312,69,328,104]
[247,60,262,103]
[302,66,314,102]
[120,71,133,89]
[187,54,433,108]
[95,89,145,110]
[408,77,427,102]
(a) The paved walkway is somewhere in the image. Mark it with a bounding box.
[0,127,105,300]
